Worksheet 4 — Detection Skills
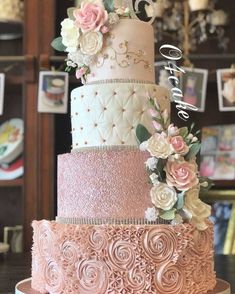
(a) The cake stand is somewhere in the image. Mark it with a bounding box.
[15,278,231,294]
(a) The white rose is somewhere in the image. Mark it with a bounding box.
[145,157,158,171]
[145,207,159,222]
[68,50,95,67]
[184,187,211,231]
[150,183,177,211]
[80,31,103,56]
[149,173,159,186]
[108,12,119,25]
[147,133,173,159]
[61,18,80,53]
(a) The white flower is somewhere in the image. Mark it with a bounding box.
[68,50,95,67]
[145,207,159,222]
[139,141,148,151]
[108,12,119,25]
[147,132,173,159]
[210,10,228,26]
[61,18,80,53]
[149,173,159,186]
[192,136,198,143]
[187,133,193,140]
[184,187,211,231]
[171,214,183,225]
[150,183,177,211]
[145,157,158,171]
[168,124,179,137]
[80,31,103,56]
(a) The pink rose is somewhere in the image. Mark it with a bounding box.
[74,2,108,32]
[76,67,87,79]
[170,135,189,155]
[165,159,199,191]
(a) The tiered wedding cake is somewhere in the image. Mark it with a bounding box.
[16,1,230,293]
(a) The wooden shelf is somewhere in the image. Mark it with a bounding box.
[0,178,23,187]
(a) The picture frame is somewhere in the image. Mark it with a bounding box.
[0,73,5,115]
[217,68,235,111]
[200,124,235,180]
[38,71,69,114]
[180,67,208,112]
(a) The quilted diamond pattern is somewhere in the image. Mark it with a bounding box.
[71,83,170,148]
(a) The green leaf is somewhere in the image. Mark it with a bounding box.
[185,142,201,160]
[179,127,189,138]
[155,159,166,181]
[176,191,185,210]
[195,129,201,135]
[51,37,66,52]
[67,7,76,20]
[0,145,7,156]
[103,0,114,13]
[136,124,151,144]
[189,122,195,132]
[160,209,176,220]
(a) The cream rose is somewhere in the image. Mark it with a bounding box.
[184,187,211,230]
[61,18,80,53]
[74,2,108,32]
[170,135,189,155]
[150,183,177,211]
[80,31,103,55]
[165,158,199,191]
[147,132,173,159]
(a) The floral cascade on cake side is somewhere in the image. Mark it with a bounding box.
[136,97,213,231]
[51,0,136,82]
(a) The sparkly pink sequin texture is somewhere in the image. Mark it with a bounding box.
[57,148,152,219]
[31,220,216,294]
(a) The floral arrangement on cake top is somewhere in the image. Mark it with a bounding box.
[51,0,132,82]
[136,98,213,231]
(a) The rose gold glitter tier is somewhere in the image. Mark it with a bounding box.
[31,220,216,294]
[57,148,152,219]
[16,278,231,294]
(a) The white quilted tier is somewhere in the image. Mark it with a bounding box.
[71,82,170,149]
[57,147,152,219]
[86,19,155,83]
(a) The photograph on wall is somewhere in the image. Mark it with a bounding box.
[217,68,235,111]
[37,71,69,114]
[180,67,208,112]
[0,73,5,115]
[200,124,235,180]
[155,61,176,99]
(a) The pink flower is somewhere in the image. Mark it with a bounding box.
[170,135,189,155]
[148,108,158,117]
[74,2,108,32]
[152,120,162,131]
[165,158,199,191]
[100,25,109,34]
[76,67,87,79]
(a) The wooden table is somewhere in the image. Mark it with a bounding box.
[0,253,234,294]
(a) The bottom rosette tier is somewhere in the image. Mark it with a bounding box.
[31,220,216,294]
